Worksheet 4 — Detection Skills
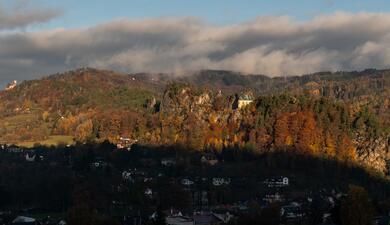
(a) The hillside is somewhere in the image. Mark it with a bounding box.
[0,68,159,144]
[0,68,389,173]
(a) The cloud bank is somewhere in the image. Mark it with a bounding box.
[1,12,390,86]
[0,0,61,30]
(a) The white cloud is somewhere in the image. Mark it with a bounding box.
[1,12,390,86]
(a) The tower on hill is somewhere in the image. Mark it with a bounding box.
[5,80,17,90]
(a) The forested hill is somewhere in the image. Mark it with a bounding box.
[135,68,389,97]
[0,67,389,173]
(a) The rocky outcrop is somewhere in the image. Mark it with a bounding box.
[354,132,390,173]
[160,85,390,174]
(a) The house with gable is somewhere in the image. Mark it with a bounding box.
[234,91,255,109]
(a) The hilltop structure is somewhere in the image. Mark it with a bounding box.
[236,91,254,109]
[5,80,17,90]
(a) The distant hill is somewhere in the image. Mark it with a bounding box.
[0,67,389,173]
[134,68,389,97]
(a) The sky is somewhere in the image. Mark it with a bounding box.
[1,0,390,87]
[29,0,390,28]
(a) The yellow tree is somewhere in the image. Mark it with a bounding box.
[75,119,93,143]
[274,113,292,148]
[324,131,336,157]
[337,134,357,162]
[296,111,319,154]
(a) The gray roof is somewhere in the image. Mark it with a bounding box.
[238,92,254,100]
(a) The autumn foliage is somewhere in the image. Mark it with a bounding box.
[0,68,388,168]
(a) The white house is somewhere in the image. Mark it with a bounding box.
[212,178,231,186]
[25,154,36,162]
[181,178,194,186]
[263,176,289,188]
[236,91,254,109]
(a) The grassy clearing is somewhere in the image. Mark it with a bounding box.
[2,113,38,129]
[17,135,74,148]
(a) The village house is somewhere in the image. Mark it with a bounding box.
[212,212,234,224]
[263,176,289,188]
[200,154,218,166]
[25,153,36,162]
[122,171,133,182]
[143,177,153,183]
[117,137,138,150]
[6,146,24,153]
[144,188,153,198]
[91,160,108,169]
[152,209,192,225]
[166,216,194,225]
[281,202,306,221]
[161,158,176,167]
[11,216,38,225]
[192,211,227,225]
[181,178,195,186]
[122,168,147,182]
[212,178,231,186]
[152,209,233,225]
[263,192,285,203]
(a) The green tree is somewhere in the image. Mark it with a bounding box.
[340,185,374,225]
